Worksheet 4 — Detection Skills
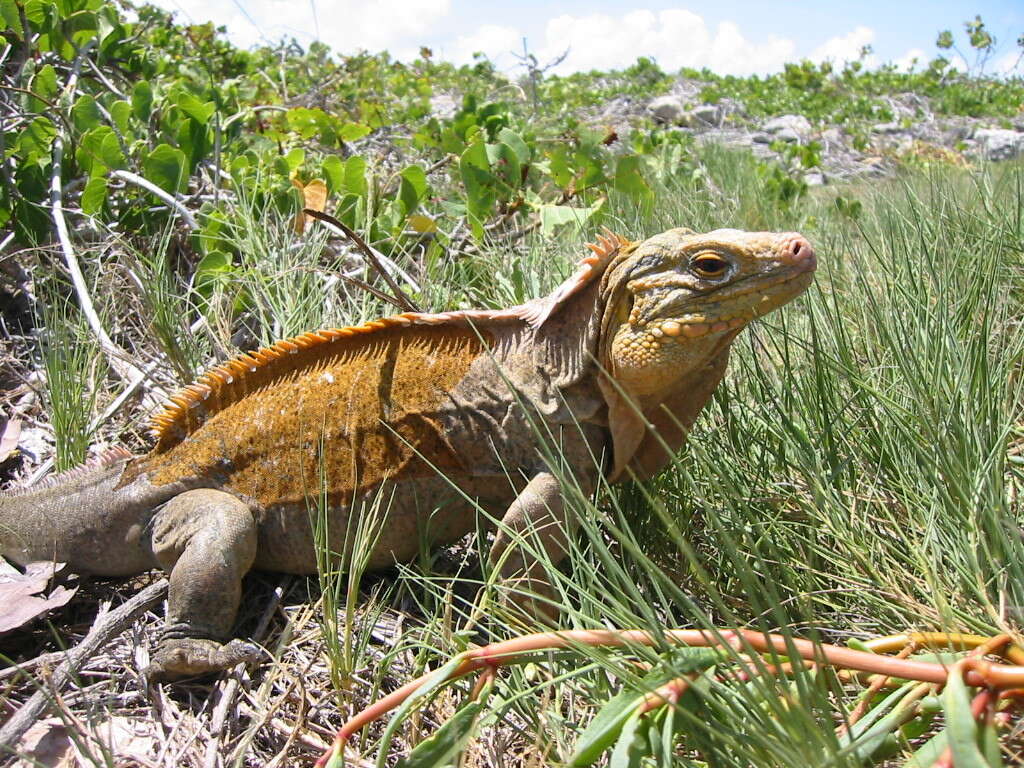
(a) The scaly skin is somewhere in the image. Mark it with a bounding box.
[0,227,816,679]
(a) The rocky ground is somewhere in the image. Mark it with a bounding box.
[588,77,1024,186]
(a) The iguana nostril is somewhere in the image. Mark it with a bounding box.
[781,235,816,269]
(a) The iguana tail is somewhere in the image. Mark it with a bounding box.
[0,449,173,576]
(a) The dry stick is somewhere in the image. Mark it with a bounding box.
[0,578,169,753]
[303,209,421,312]
[333,271,411,311]
[50,42,144,387]
[109,170,198,230]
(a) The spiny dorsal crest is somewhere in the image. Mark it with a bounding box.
[0,446,133,498]
[518,228,632,326]
[149,230,631,449]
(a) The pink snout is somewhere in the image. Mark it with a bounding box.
[779,233,817,271]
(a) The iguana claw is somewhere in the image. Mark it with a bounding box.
[144,638,264,681]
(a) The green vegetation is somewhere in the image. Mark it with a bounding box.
[2,1,1024,765]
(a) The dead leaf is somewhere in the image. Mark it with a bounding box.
[14,716,163,767]
[292,177,328,234]
[0,418,22,462]
[12,720,75,768]
[408,213,438,234]
[0,561,77,634]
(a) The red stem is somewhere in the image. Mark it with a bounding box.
[317,628,1024,766]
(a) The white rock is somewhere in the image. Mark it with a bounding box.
[429,93,458,120]
[762,114,812,142]
[974,128,1024,161]
[688,104,722,126]
[871,122,904,134]
[803,171,826,186]
[648,95,687,124]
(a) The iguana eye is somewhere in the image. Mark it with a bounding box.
[690,253,730,278]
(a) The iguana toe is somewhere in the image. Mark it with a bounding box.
[145,638,264,681]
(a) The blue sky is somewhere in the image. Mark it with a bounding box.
[149,0,1024,76]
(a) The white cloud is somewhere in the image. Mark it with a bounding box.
[444,11,893,79]
[809,25,876,67]
[150,0,451,53]
[519,9,796,76]
[447,23,523,69]
[892,48,927,72]
[993,49,1023,75]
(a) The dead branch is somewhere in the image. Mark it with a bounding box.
[50,41,145,386]
[110,170,198,230]
[0,578,169,753]
[303,209,421,312]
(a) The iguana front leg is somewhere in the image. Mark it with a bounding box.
[144,489,262,680]
[489,472,578,622]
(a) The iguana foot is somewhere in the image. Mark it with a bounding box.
[144,638,263,681]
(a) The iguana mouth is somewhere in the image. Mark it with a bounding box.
[651,315,749,339]
[649,267,816,340]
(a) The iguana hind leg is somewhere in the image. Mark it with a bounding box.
[489,472,576,622]
[144,489,262,680]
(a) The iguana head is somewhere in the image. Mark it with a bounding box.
[600,227,816,394]
[595,227,816,478]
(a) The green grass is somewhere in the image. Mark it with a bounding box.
[360,153,1024,765]
[21,147,1024,765]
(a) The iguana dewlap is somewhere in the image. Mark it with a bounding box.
[0,228,815,679]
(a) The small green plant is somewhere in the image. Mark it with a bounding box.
[39,300,103,470]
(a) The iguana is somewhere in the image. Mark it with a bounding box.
[0,227,816,679]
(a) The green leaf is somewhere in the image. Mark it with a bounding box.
[15,117,57,166]
[546,146,575,188]
[194,250,234,300]
[109,100,131,136]
[323,155,345,195]
[569,649,719,768]
[63,9,98,48]
[80,175,108,215]
[23,0,47,26]
[132,80,153,123]
[539,201,603,238]
[942,671,996,768]
[76,126,125,176]
[398,164,427,215]
[375,653,470,768]
[71,94,103,133]
[338,122,372,142]
[100,132,126,169]
[460,139,497,241]
[841,682,920,761]
[613,155,653,210]
[461,138,489,172]
[32,64,58,103]
[283,147,305,172]
[344,155,368,199]
[497,127,531,165]
[395,696,487,768]
[486,141,521,193]
[901,730,948,767]
[285,107,320,139]
[143,143,188,193]
[0,0,23,39]
[172,88,215,125]
[569,687,647,767]
[608,710,650,768]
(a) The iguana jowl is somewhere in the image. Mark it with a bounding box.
[0,227,816,678]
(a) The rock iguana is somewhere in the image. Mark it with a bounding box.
[0,227,816,679]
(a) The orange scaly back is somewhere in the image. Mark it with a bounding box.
[149,231,631,451]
